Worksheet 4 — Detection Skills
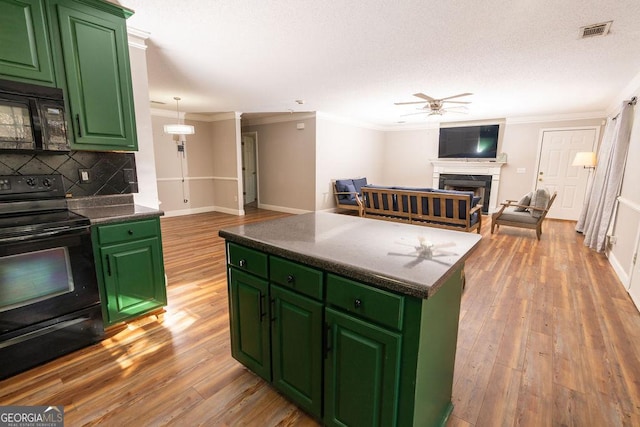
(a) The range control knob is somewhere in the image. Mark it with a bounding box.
[26,177,37,187]
[42,178,52,187]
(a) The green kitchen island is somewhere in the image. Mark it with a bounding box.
[219,212,481,427]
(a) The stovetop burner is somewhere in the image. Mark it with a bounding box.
[0,174,90,242]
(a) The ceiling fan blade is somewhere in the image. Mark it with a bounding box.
[442,100,471,104]
[439,92,473,101]
[401,111,430,117]
[394,101,428,105]
[412,93,437,102]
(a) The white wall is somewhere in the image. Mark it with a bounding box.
[608,73,640,303]
[315,114,386,211]
[128,29,160,209]
[381,128,438,187]
[243,114,317,213]
[152,112,242,216]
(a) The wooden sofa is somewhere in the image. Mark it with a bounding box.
[360,186,483,233]
[333,178,367,216]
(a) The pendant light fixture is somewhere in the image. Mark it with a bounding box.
[163,96,195,135]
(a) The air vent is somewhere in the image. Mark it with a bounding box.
[580,21,612,38]
[150,100,166,105]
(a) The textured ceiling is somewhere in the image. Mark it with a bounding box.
[117,0,640,127]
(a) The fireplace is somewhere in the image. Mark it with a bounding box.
[431,159,506,213]
[439,174,492,214]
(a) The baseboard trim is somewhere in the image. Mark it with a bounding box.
[257,203,312,215]
[162,205,244,217]
[607,250,630,289]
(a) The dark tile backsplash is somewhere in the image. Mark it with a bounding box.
[0,151,138,197]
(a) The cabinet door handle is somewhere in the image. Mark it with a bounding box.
[354,298,362,309]
[128,229,134,235]
[324,323,332,359]
[105,255,112,276]
[76,114,82,137]
[259,294,266,321]
[286,274,294,284]
[239,259,246,268]
[270,298,276,322]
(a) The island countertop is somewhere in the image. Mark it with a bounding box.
[219,212,481,299]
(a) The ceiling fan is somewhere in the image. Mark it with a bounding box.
[395,92,472,116]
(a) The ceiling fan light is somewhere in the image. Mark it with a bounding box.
[163,124,195,135]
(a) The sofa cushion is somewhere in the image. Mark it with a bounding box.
[430,189,474,219]
[514,192,532,212]
[530,188,550,218]
[499,209,540,224]
[335,179,355,201]
[352,177,368,195]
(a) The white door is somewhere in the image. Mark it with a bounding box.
[536,129,597,220]
[242,133,257,204]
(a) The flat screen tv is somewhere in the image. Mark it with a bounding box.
[438,124,499,159]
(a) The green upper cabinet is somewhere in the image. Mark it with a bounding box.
[48,0,137,151]
[0,0,55,84]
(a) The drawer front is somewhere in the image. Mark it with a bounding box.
[270,256,323,300]
[97,218,159,245]
[326,274,404,330]
[228,242,268,279]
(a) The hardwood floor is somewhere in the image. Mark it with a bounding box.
[1,208,639,426]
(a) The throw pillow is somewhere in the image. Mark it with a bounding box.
[342,183,357,201]
[514,192,532,212]
[530,188,550,218]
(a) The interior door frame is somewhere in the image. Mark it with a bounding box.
[241,131,259,206]
[533,125,601,215]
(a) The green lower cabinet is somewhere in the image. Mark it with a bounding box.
[225,242,464,426]
[271,284,323,418]
[100,237,166,323]
[92,218,167,325]
[228,268,271,381]
[324,307,401,427]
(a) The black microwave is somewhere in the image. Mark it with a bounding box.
[0,78,70,152]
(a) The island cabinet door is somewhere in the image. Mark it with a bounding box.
[324,307,402,427]
[271,284,323,418]
[228,268,271,381]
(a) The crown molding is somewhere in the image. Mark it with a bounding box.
[127,27,149,50]
[505,111,606,124]
[188,112,241,122]
[242,112,316,126]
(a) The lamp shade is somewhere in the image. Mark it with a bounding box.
[163,124,195,135]
[572,151,596,167]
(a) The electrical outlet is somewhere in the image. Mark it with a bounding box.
[78,169,91,183]
[123,168,135,184]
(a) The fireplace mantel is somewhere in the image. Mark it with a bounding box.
[430,159,507,213]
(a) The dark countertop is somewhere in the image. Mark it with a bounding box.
[67,194,163,225]
[219,212,481,299]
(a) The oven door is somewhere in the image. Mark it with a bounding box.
[0,226,103,379]
[0,227,100,335]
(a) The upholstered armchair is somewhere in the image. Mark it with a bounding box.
[491,188,557,240]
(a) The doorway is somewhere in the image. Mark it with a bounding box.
[536,128,598,220]
[241,132,258,207]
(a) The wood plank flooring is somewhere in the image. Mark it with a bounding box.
[1,208,639,426]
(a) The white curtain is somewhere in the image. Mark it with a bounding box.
[576,101,634,252]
